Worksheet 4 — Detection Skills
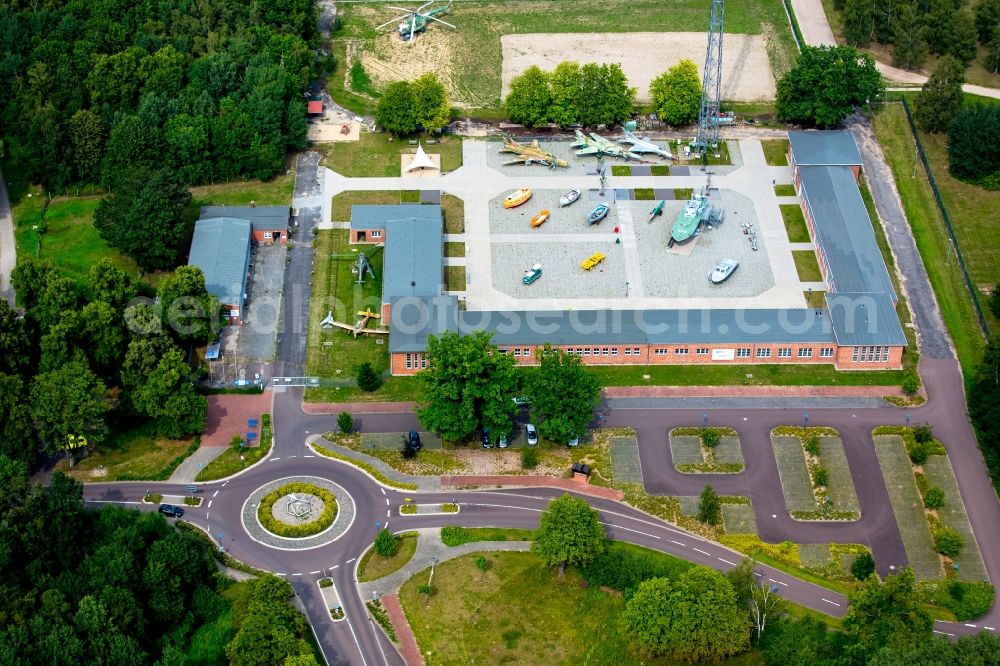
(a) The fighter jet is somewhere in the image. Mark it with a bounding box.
[571,130,647,162]
[499,136,569,169]
[618,129,673,160]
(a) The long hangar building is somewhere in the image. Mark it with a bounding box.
[348,131,906,376]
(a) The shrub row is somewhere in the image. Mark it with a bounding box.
[790,509,861,521]
[313,443,418,490]
[366,600,397,642]
[257,482,338,538]
[717,534,801,567]
[580,541,694,597]
[918,581,995,621]
[675,462,745,474]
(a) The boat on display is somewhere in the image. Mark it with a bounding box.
[522,263,543,284]
[710,259,740,284]
[587,203,610,225]
[648,199,665,223]
[559,189,581,207]
[669,188,710,245]
[503,187,532,209]
[529,210,550,228]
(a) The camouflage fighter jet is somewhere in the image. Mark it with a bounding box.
[499,136,569,169]
[571,130,647,162]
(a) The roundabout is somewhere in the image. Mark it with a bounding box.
[242,476,356,550]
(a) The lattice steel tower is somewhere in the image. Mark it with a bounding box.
[693,0,725,153]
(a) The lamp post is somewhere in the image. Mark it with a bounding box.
[803,412,809,427]
[703,413,709,427]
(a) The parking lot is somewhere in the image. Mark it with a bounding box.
[237,243,286,360]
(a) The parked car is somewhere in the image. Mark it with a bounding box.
[158,504,184,518]
[567,435,580,447]
[498,433,509,449]
[407,431,422,451]
[526,424,538,446]
[481,430,493,449]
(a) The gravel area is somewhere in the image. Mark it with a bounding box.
[270,493,328,526]
[488,189,619,235]
[610,435,643,483]
[491,240,627,299]
[242,476,356,550]
[487,138,670,177]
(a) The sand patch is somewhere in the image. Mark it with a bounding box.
[501,32,776,102]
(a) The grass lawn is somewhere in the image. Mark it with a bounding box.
[761,139,789,166]
[781,204,809,242]
[774,183,797,196]
[793,250,823,282]
[337,0,797,108]
[358,532,418,582]
[873,104,986,374]
[317,132,462,177]
[189,172,295,206]
[441,195,465,234]
[305,230,389,380]
[873,435,942,579]
[650,165,671,176]
[804,290,826,308]
[304,376,422,403]
[444,242,465,258]
[611,165,631,176]
[56,424,197,482]
[444,265,466,291]
[440,526,535,546]
[818,436,861,514]
[923,456,988,581]
[588,362,907,386]
[722,504,757,534]
[772,436,819,513]
[197,415,273,482]
[331,190,436,221]
[12,195,138,290]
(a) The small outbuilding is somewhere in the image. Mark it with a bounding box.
[307,100,324,117]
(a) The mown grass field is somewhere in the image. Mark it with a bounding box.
[761,139,789,166]
[189,173,295,206]
[56,423,196,482]
[818,436,861,514]
[793,250,823,282]
[923,455,988,581]
[781,204,809,242]
[331,190,424,220]
[335,0,798,108]
[772,436,819,513]
[873,435,942,579]
[316,132,463,177]
[358,532,418,582]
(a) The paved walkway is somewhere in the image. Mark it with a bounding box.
[603,384,903,398]
[203,390,274,446]
[168,446,227,483]
[309,436,441,491]
[0,167,15,306]
[303,401,417,414]
[439,475,624,500]
[381,594,423,666]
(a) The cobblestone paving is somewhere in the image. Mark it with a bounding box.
[241,476,356,550]
[610,435,643,483]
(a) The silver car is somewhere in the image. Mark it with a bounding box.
[526,424,538,446]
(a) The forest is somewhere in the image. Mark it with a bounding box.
[0,0,320,190]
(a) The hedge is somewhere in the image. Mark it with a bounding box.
[257,482,338,538]
[313,443,418,490]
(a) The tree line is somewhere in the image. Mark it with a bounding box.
[0,0,320,191]
[2,257,215,472]
[503,61,636,127]
[374,73,452,136]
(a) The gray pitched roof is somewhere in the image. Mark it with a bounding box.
[383,216,444,302]
[187,218,251,307]
[789,130,863,166]
[825,292,907,346]
[200,205,289,231]
[799,165,896,298]
[351,204,441,230]
[388,297,838,352]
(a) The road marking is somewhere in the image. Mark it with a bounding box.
[271,457,281,461]
[753,572,763,577]
[821,598,841,607]
[692,548,711,556]
[380,488,386,495]
[288,455,297,459]
[718,557,737,566]
[985,626,996,631]
[332,564,340,569]
[303,454,315,458]
[386,509,390,518]
[275,573,286,576]
[601,522,660,539]
[965,623,977,628]
[222,481,229,486]
[212,490,219,498]
[346,558,356,564]
[310,570,321,575]
[385,498,389,505]
[669,540,686,547]
[769,579,789,587]
[208,501,213,509]
[343,614,370,666]
[292,573,303,576]
[934,630,955,637]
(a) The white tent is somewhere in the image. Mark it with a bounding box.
[403,143,439,173]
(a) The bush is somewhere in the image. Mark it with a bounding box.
[257,482,338,538]
[355,362,382,392]
[901,375,919,396]
[913,424,934,444]
[441,503,459,513]
[701,428,722,449]
[580,542,693,596]
[918,580,995,620]
[230,434,244,448]
[475,556,489,572]
[521,447,539,469]
[804,435,821,457]
[374,528,398,556]
[418,583,433,595]
[909,442,930,465]
[851,552,876,580]
[319,578,333,588]
[337,411,353,434]
[813,467,829,487]
[935,528,964,557]
[698,485,721,526]
[400,504,417,514]
[924,486,945,509]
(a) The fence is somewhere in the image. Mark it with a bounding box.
[896,96,990,338]
[781,0,804,52]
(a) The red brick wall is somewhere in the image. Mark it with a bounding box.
[834,345,903,370]
[350,229,386,245]
[381,302,391,326]
[251,229,288,244]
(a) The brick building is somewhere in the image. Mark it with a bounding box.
[200,205,291,245]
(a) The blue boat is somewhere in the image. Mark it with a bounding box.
[587,203,610,225]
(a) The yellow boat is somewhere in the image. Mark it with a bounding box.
[581,252,606,271]
[503,187,533,209]
[530,209,550,228]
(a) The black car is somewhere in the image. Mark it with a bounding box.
[407,431,422,451]
[158,504,184,518]
[481,430,493,449]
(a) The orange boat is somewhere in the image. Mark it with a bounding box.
[530,210,550,228]
[503,187,532,209]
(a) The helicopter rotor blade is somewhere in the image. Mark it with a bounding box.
[417,0,436,10]
[424,15,456,29]
[375,14,411,30]
[410,14,416,43]
[386,6,414,12]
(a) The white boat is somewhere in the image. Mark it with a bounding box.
[710,259,739,284]
[559,189,581,207]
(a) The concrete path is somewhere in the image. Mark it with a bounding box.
[615,200,645,297]
[0,167,15,306]
[310,436,441,491]
[168,446,228,483]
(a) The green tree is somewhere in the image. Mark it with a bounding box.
[101,116,160,186]
[30,358,108,454]
[375,81,418,136]
[130,348,208,437]
[157,266,221,345]
[69,109,105,182]
[843,0,874,46]
[948,11,980,65]
[870,632,1000,665]
[532,494,605,568]
[0,300,33,378]
[417,330,518,442]
[724,558,757,609]
[934,528,963,557]
[986,32,1000,74]
[94,167,192,271]
[548,61,582,126]
[411,73,451,132]
[698,484,721,525]
[622,568,751,660]
[649,60,701,126]
[121,334,178,399]
[164,114,212,184]
[977,0,1000,44]
[776,46,883,128]
[947,103,1000,184]
[925,0,957,55]
[374,528,398,556]
[355,362,382,392]
[78,300,125,376]
[337,412,353,434]
[504,65,552,127]
[0,374,36,470]
[140,45,185,98]
[851,551,876,580]
[892,3,929,71]
[527,345,600,444]
[578,63,635,126]
[874,0,903,43]
[842,567,932,656]
[88,259,138,316]
[226,575,312,666]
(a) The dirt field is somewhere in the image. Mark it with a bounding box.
[501,33,777,103]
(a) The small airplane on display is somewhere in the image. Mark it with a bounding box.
[499,137,568,169]
[571,130,646,162]
[376,0,455,43]
[619,129,673,160]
